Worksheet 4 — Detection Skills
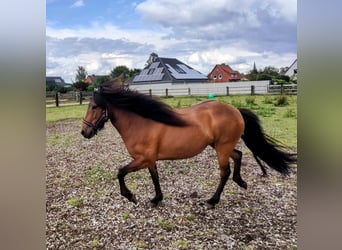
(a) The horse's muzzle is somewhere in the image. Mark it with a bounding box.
[81,127,95,139]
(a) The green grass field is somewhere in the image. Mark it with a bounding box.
[46,95,297,147]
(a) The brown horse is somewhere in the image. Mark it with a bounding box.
[81,82,296,208]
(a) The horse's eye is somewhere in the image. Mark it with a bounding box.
[92,106,97,110]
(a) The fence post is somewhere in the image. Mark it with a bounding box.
[280,84,284,95]
[165,88,168,98]
[226,86,229,96]
[79,91,83,105]
[251,85,255,95]
[55,92,59,107]
[188,87,191,96]
[149,89,152,96]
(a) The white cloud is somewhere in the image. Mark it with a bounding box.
[46,23,178,51]
[136,0,296,27]
[47,1,296,82]
[183,45,296,75]
[136,0,296,44]
[70,0,84,8]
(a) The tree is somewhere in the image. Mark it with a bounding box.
[110,65,130,79]
[128,68,141,78]
[94,75,111,87]
[262,66,279,77]
[46,82,56,92]
[74,66,87,83]
[246,70,258,81]
[256,73,273,81]
[246,65,291,84]
[73,81,88,91]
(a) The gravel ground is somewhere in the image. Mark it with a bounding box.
[46,119,297,249]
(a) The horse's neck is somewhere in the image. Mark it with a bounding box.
[109,108,149,138]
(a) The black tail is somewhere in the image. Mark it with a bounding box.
[238,108,296,175]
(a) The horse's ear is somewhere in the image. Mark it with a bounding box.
[117,73,125,85]
[100,75,126,93]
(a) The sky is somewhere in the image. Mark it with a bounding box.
[46,0,297,83]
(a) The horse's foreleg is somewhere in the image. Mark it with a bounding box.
[117,164,138,203]
[231,149,247,189]
[148,165,163,206]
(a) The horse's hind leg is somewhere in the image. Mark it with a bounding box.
[206,162,231,208]
[206,144,234,208]
[253,153,268,176]
[148,165,163,206]
[231,149,247,189]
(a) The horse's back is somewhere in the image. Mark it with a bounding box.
[179,100,243,126]
[178,100,244,141]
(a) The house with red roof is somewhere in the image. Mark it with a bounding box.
[85,74,109,85]
[207,64,244,83]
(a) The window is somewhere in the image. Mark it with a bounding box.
[218,74,222,79]
[174,65,186,74]
[148,68,155,75]
[213,75,217,79]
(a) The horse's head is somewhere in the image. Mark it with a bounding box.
[81,98,109,139]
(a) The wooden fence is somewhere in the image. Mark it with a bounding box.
[46,83,297,107]
[46,91,93,107]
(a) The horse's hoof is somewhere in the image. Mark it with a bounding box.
[204,199,217,209]
[240,181,247,189]
[190,191,199,198]
[149,196,163,207]
[233,178,248,189]
[205,202,216,209]
[148,200,161,208]
[128,194,137,204]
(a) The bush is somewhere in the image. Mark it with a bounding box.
[245,96,256,106]
[273,79,287,85]
[87,84,95,91]
[55,85,69,93]
[231,99,244,108]
[274,95,289,106]
[263,96,273,104]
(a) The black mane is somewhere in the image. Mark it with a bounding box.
[93,86,187,127]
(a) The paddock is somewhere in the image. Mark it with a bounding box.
[46,116,297,249]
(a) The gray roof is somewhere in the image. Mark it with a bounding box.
[284,59,297,77]
[46,76,72,87]
[130,56,208,84]
[46,76,65,84]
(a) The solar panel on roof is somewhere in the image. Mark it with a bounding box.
[133,73,164,82]
[166,64,207,80]
[149,62,160,68]
[132,57,207,83]
[155,68,163,74]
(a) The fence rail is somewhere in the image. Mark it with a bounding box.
[268,84,297,94]
[46,91,93,107]
[46,83,297,107]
